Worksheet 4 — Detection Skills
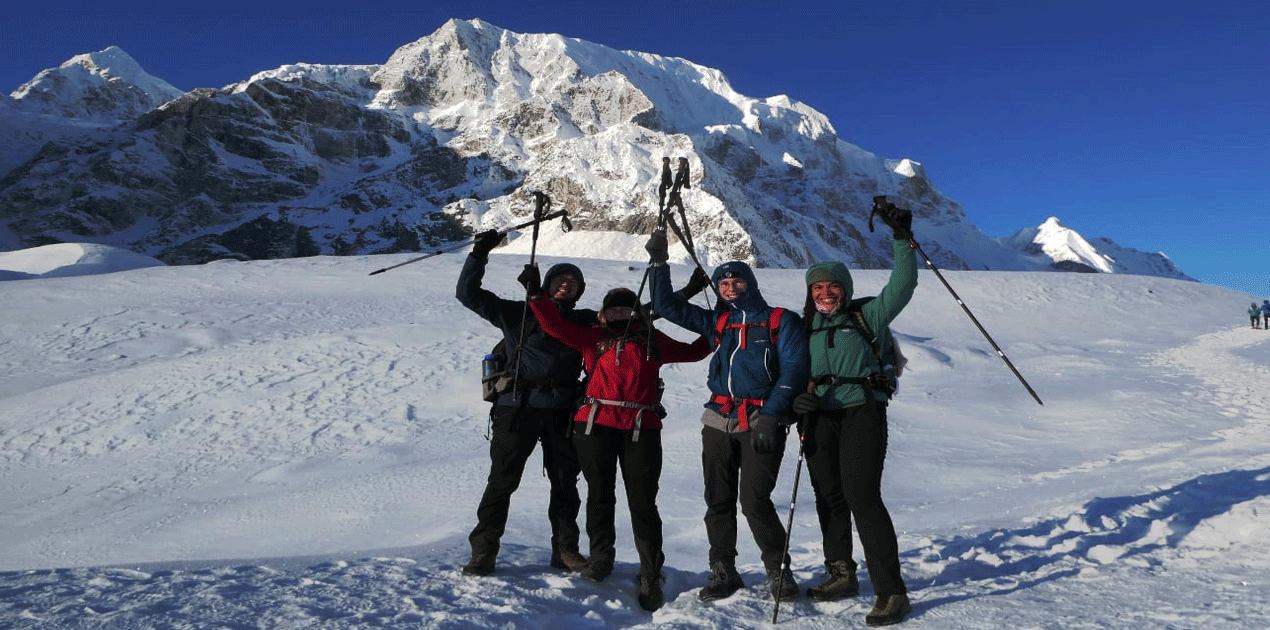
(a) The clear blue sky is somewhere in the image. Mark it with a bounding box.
[4,0,1267,298]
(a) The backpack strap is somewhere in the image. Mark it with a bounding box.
[807,322,855,348]
[580,397,659,441]
[708,307,786,431]
[847,306,884,360]
[714,307,786,350]
[709,394,765,431]
[769,307,786,344]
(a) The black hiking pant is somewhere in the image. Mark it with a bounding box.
[803,402,907,596]
[468,405,581,559]
[701,425,790,572]
[573,424,664,576]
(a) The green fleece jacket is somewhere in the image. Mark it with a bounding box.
[806,239,917,409]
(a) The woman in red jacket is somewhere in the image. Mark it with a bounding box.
[531,285,710,612]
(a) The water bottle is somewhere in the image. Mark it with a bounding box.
[482,353,505,378]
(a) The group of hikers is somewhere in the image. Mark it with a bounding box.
[1248,300,1270,328]
[453,203,917,627]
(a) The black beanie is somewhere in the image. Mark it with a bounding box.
[602,289,638,310]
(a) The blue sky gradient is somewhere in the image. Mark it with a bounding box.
[4,0,1266,298]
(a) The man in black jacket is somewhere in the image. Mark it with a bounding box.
[456,230,591,576]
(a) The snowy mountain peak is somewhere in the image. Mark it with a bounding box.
[887,158,925,178]
[0,20,1192,282]
[9,46,184,122]
[1033,215,1113,272]
[997,216,1193,279]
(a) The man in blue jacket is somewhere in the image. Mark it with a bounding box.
[645,232,810,601]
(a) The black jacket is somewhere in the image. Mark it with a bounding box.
[457,254,597,409]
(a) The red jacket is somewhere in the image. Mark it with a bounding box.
[531,296,710,432]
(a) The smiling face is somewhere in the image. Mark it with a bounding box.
[810,281,846,314]
[717,277,748,302]
[547,274,580,301]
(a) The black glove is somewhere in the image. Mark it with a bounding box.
[645,230,669,264]
[876,204,914,241]
[791,392,819,416]
[517,264,542,295]
[749,413,784,455]
[471,229,503,258]
[678,266,711,299]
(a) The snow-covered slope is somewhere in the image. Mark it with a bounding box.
[0,242,165,280]
[0,20,1187,283]
[0,251,1264,628]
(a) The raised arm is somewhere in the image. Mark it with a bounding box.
[649,263,717,338]
[656,332,712,365]
[456,253,516,327]
[529,295,601,354]
[862,239,918,333]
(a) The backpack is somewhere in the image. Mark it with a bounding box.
[480,336,590,404]
[809,297,906,398]
[481,338,513,403]
[845,297,906,397]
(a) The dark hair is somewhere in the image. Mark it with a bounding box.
[602,288,639,311]
[802,291,818,331]
[597,288,656,362]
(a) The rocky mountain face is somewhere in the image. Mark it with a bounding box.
[0,19,1190,280]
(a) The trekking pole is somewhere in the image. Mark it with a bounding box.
[662,158,718,308]
[510,192,552,398]
[623,158,682,347]
[871,196,1044,406]
[367,205,572,275]
[773,382,814,624]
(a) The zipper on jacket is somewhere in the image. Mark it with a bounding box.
[726,308,746,400]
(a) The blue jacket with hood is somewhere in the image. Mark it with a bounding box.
[650,261,809,427]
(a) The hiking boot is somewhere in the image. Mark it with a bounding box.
[461,551,496,577]
[764,566,799,600]
[865,593,912,626]
[697,561,744,601]
[579,557,614,583]
[806,559,859,601]
[550,548,588,573]
[637,572,665,612]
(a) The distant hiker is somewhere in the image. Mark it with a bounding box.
[790,203,917,626]
[456,229,589,577]
[1262,300,1270,329]
[643,233,811,602]
[1251,303,1262,329]
[528,280,711,612]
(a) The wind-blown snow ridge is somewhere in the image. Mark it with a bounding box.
[0,242,164,280]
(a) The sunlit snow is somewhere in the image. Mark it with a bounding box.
[1,245,1268,629]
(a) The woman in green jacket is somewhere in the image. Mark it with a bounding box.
[790,204,917,627]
